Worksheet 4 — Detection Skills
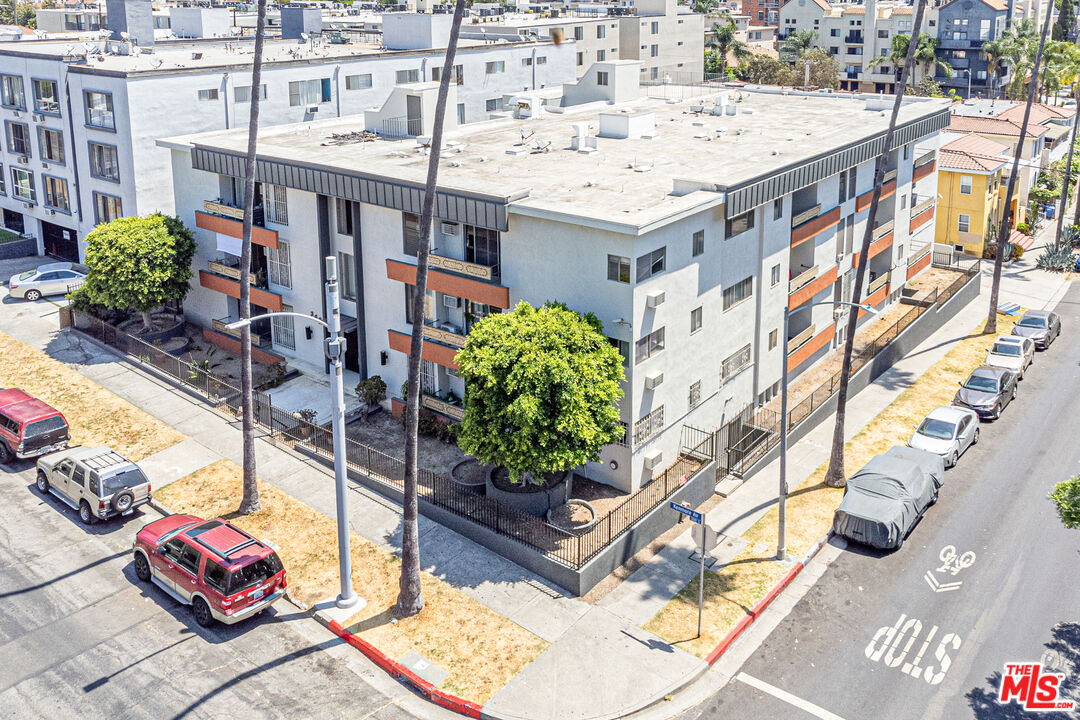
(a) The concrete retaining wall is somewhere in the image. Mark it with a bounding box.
[0,238,38,260]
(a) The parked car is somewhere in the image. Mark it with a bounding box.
[908,406,979,468]
[7,262,88,302]
[36,446,152,524]
[132,515,287,627]
[832,448,944,550]
[952,366,1018,420]
[1011,310,1061,350]
[0,388,69,462]
[984,335,1034,379]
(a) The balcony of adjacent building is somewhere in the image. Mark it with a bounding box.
[790,182,843,248]
[845,32,864,44]
[198,254,284,312]
[195,181,284,250]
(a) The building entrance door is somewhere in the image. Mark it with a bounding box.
[42,221,79,262]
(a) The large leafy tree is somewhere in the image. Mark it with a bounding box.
[707,19,751,76]
[780,29,817,63]
[77,215,195,332]
[0,1,36,28]
[796,48,841,90]
[692,0,719,13]
[1049,475,1080,529]
[455,302,625,485]
[737,54,795,85]
[1054,0,1075,42]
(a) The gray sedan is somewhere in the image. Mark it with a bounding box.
[7,262,88,301]
[952,365,1017,420]
[908,405,979,468]
[1011,310,1061,350]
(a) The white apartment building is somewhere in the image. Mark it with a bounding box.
[780,0,940,93]
[161,66,947,492]
[0,4,574,262]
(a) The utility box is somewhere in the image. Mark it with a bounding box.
[281,7,322,40]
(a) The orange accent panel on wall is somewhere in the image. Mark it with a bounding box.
[909,206,934,233]
[906,252,932,280]
[860,284,890,317]
[912,160,936,183]
[195,211,279,249]
[386,259,510,309]
[788,265,839,308]
[387,329,460,370]
[791,206,842,247]
[787,323,835,373]
[855,179,897,212]
[198,270,283,311]
[852,232,893,268]
[203,328,285,366]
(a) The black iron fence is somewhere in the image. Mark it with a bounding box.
[73,311,714,570]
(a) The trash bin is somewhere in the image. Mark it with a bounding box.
[1046,204,1056,220]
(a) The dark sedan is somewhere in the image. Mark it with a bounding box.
[1011,310,1061,350]
[952,365,1017,420]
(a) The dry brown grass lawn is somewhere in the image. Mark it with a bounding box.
[646,311,1022,656]
[0,330,184,461]
[156,461,548,702]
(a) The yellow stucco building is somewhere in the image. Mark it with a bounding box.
[935,133,1011,257]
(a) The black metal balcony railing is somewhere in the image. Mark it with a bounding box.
[845,33,863,44]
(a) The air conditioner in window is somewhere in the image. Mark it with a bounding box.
[646,291,665,308]
[440,221,458,236]
[16,156,28,165]
[307,106,319,113]
[442,295,461,308]
[11,110,21,117]
[644,371,664,390]
[32,114,43,123]
[833,307,847,321]
[47,209,55,216]
[643,449,663,469]
[836,253,845,264]
[41,162,48,169]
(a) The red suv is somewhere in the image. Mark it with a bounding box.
[132,514,287,627]
[0,388,70,463]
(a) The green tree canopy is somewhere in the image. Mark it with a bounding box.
[455,301,625,484]
[706,18,751,76]
[736,53,795,85]
[76,214,196,331]
[780,29,817,63]
[1049,475,1080,529]
[794,48,840,89]
[0,1,37,28]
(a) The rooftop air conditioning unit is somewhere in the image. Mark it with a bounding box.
[644,371,664,390]
[646,291,665,308]
[443,295,461,308]
[440,221,458,236]
[643,449,663,470]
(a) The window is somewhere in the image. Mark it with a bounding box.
[960,175,973,195]
[38,127,64,163]
[83,90,114,129]
[485,61,505,74]
[650,44,659,58]
[635,327,665,363]
[721,344,752,380]
[613,421,630,447]
[405,285,436,325]
[692,230,705,257]
[651,21,659,33]
[197,88,219,101]
[576,52,584,67]
[596,71,609,86]
[634,405,664,443]
[878,29,889,38]
[901,194,907,209]
[395,69,420,84]
[88,142,120,181]
[263,183,288,225]
[345,73,373,90]
[93,192,121,224]
[338,251,357,300]
[830,28,839,36]
[690,306,702,334]
[1,74,26,109]
[0,164,4,195]
[636,247,665,281]
[771,264,781,286]
[71,466,85,487]
[457,103,465,124]
[6,121,30,156]
[336,197,353,235]
[537,56,547,65]
[485,98,504,112]
[597,49,607,61]
[608,337,630,367]
[403,212,423,256]
[773,198,783,220]
[234,84,267,103]
[431,65,463,85]
[725,210,754,237]
[177,543,201,574]
[769,328,778,350]
[204,559,229,594]
[958,213,970,233]
[465,225,500,276]
[607,254,630,283]
[689,380,702,410]
[43,176,69,212]
[574,26,584,40]
[723,276,753,310]
[597,24,606,38]
[32,79,60,114]
[267,240,292,289]
[11,167,34,202]
[289,78,331,105]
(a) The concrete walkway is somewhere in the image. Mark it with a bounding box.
[0,251,1072,720]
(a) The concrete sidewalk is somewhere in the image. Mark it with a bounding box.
[0,252,1071,720]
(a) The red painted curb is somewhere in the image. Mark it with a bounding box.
[326,619,483,718]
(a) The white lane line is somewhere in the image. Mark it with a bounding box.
[736,672,849,720]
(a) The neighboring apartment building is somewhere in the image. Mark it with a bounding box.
[705,12,777,58]
[935,132,1009,256]
[160,67,949,492]
[743,0,783,26]
[935,0,1009,96]
[0,3,574,263]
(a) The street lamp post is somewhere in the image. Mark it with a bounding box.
[228,256,359,609]
[778,299,876,561]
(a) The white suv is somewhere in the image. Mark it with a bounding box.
[36,446,152,524]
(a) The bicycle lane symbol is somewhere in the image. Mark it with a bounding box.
[924,545,976,593]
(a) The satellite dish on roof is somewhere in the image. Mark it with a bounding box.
[120,31,130,40]
[300,32,310,40]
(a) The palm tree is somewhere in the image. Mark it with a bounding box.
[914,34,951,84]
[693,0,719,13]
[396,0,468,618]
[823,0,929,489]
[708,19,751,76]
[982,36,1010,98]
[985,0,1054,335]
[780,29,817,63]
[237,0,268,515]
[868,33,912,87]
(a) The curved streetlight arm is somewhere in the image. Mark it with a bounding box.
[226,312,328,331]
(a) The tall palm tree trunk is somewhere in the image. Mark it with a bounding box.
[396,0,467,618]
[985,6,1054,335]
[237,0,267,515]
[1055,87,1079,243]
[823,0,927,488]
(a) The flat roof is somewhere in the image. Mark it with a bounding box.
[164,87,949,231]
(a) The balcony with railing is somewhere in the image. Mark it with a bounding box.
[882,168,897,183]
[789,265,820,295]
[423,321,467,349]
[787,324,817,355]
[381,116,424,138]
[422,393,465,421]
[199,260,283,312]
[911,196,935,217]
[872,218,894,240]
[202,198,265,227]
[428,253,498,282]
[212,317,272,348]
[914,150,935,169]
[845,33,864,44]
[865,272,890,297]
[196,199,276,249]
[791,203,822,228]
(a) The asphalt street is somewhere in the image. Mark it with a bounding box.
[0,459,433,720]
[684,281,1080,720]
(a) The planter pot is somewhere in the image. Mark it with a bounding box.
[486,467,569,517]
[160,336,192,357]
[117,312,185,344]
[547,499,599,534]
[450,458,489,495]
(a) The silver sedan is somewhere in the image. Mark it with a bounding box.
[908,405,980,468]
[7,262,88,301]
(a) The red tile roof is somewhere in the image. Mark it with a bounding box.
[939,149,1010,172]
[942,132,1011,156]
[994,102,1076,124]
[948,115,1049,138]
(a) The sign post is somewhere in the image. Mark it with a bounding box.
[671,501,706,637]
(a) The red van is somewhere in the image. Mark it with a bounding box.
[133,514,287,627]
[0,388,70,462]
